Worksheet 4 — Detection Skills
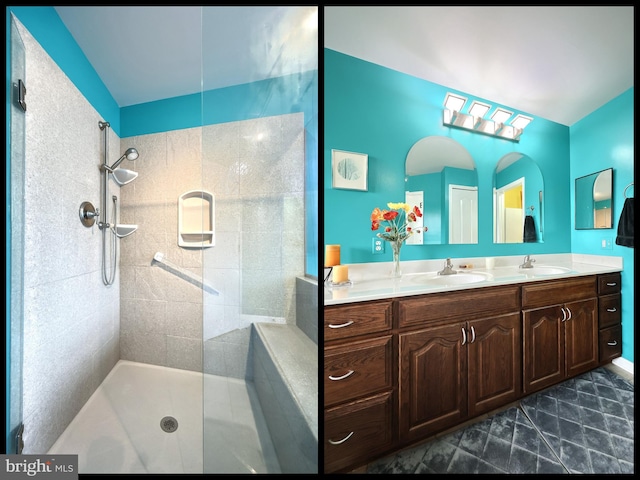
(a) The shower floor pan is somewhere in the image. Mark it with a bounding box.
[48,360,280,474]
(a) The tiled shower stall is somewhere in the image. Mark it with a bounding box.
[14,13,317,473]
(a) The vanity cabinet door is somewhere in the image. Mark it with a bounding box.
[523,298,598,394]
[399,323,466,443]
[399,313,522,443]
[523,305,564,394]
[467,313,521,418]
[564,298,598,378]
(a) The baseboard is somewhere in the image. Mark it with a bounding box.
[612,356,634,375]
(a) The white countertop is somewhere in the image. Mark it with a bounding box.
[324,253,623,305]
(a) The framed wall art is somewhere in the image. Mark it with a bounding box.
[331,149,368,191]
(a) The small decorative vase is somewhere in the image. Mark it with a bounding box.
[390,239,403,278]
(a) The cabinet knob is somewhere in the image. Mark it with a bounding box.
[606,307,617,312]
[328,431,354,445]
[470,326,476,343]
[328,370,354,381]
[606,282,617,287]
[607,341,618,346]
[328,321,354,329]
[560,307,567,322]
[461,327,467,345]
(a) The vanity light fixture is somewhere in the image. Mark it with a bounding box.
[444,92,467,112]
[490,108,513,124]
[442,93,530,142]
[443,93,468,126]
[468,101,491,118]
[511,114,533,130]
[469,101,491,128]
[510,114,533,141]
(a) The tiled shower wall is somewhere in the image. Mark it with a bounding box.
[119,113,305,377]
[17,19,121,454]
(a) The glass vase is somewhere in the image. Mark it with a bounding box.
[390,239,403,278]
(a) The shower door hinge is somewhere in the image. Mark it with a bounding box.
[16,423,24,454]
[14,79,27,112]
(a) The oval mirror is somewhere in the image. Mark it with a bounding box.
[575,168,613,229]
[405,136,478,245]
[493,153,544,243]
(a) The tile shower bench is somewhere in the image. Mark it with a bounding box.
[252,322,318,473]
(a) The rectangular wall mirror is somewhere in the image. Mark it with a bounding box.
[575,168,613,229]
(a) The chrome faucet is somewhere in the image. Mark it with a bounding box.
[438,258,457,275]
[519,255,536,269]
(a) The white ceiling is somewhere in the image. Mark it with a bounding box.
[54,6,318,108]
[324,6,634,126]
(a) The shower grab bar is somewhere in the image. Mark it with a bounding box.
[153,252,220,295]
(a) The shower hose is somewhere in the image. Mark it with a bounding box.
[102,195,118,286]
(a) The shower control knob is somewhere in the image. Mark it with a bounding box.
[85,208,100,219]
[79,201,98,227]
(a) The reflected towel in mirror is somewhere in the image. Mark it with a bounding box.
[523,215,537,243]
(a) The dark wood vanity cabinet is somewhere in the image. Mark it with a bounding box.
[522,276,599,395]
[597,272,622,364]
[397,285,521,444]
[324,272,621,473]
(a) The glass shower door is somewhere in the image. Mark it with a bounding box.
[199,6,318,474]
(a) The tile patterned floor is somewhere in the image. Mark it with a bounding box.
[366,366,634,474]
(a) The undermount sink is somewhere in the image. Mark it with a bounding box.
[411,272,491,286]
[522,265,572,276]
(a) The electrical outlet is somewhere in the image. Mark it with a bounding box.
[601,238,613,250]
[372,237,385,254]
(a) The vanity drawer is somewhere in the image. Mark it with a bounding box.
[521,276,597,309]
[324,391,393,473]
[324,335,393,407]
[324,300,393,342]
[397,285,520,329]
[598,272,621,295]
[598,294,621,329]
[599,325,622,363]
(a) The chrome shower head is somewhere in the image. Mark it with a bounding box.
[124,147,139,161]
[107,147,139,171]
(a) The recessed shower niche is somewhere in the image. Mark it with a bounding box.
[178,189,215,248]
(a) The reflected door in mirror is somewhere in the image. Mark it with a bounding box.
[405,136,478,245]
[493,153,544,243]
[449,185,478,243]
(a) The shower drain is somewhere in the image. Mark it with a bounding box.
[160,416,178,433]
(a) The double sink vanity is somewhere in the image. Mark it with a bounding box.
[323,254,623,473]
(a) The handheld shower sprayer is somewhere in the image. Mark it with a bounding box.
[104,147,139,172]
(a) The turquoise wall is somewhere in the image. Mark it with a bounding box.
[570,88,634,363]
[324,49,570,263]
